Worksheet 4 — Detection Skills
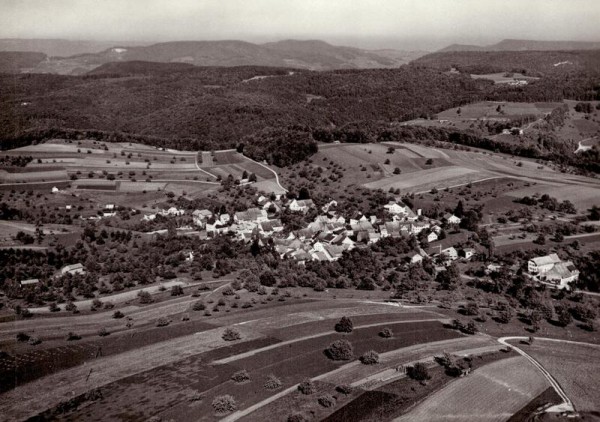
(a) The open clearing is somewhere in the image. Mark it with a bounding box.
[470,73,540,85]
[522,340,600,412]
[505,184,600,210]
[395,355,549,422]
[4,140,282,194]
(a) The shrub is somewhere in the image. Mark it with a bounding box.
[359,350,379,365]
[65,301,78,313]
[326,339,353,360]
[137,290,153,304]
[212,395,237,414]
[264,374,282,390]
[336,385,353,395]
[379,328,393,338]
[287,413,309,422]
[113,310,125,319]
[171,285,184,296]
[66,332,81,341]
[98,327,109,337]
[317,394,336,408]
[192,300,206,311]
[231,370,251,383]
[156,317,170,327]
[222,286,235,296]
[297,378,316,395]
[408,362,430,381]
[463,321,477,335]
[103,301,115,309]
[28,336,42,346]
[222,327,241,341]
[91,298,103,310]
[334,316,353,333]
[48,302,60,312]
[16,332,30,342]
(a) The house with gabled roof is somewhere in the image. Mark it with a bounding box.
[289,199,315,213]
[60,263,85,276]
[528,253,579,289]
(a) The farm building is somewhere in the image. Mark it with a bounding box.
[192,209,213,227]
[528,254,579,289]
[427,232,439,243]
[234,208,268,223]
[20,279,40,287]
[288,199,315,213]
[443,213,462,225]
[460,248,476,260]
[60,263,86,276]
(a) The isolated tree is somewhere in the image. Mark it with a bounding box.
[326,339,353,360]
[359,350,380,365]
[408,362,430,381]
[212,395,237,414]
[298,378,316,395]
[379,328,393,338]
[334,316,353,333]
[222,327,242,341]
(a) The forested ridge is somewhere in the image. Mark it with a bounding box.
[1,54,599,167]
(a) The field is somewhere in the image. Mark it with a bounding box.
[436,101,560,120]
[520,340,600,412]
[3,139,282,195]
[470,72,540,84]
[396,355,550,421]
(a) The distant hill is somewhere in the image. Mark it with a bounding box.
[0,39,424,75]
[0,38,150,57]
[439,39,600,52]
[412,49,600,76]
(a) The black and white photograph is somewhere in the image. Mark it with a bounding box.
[0,0,599,421]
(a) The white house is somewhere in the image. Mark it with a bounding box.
[192,209,213,227]
[20,279,39,287]
[441,247,458,261]
[460,248,476,260]
[444,214,461,225]
[528,254,579,289]
[60,263,85,276]
[384,202,409,215]
[427,232,438,243]
[288,199,315,213]
[51,186,60,194]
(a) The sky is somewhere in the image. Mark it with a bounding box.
[1,0,600,50]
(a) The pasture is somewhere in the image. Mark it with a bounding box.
[522,340,600,412]
[3,139,282,195]
[436,101,561,120]
[470,73,540,84]
[505,184,600,210]
[396,355,549,421]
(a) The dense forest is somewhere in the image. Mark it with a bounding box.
[1,53,600,167]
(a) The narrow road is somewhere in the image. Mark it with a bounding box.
[194,151,219,180]
[497,336,574,413]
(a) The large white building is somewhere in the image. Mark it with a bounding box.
[528,253,579,290]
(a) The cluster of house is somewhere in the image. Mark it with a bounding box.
[527,253,579,290]
[142,206,186,221]
[186,196,466,266]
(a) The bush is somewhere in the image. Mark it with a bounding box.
[65,301,78,313]
[287,413,309,422]
[156,317,170,327]
[326,339,353,361]
[222,327,241,341]
[138,290,153,304]
[192,300,206,311]
[359,350,379,365]
[408,362,430,381]
[28,336,41,346]
[463,321,477,335]
[171,285,184,296]
[336,385,353,395]
[379,328,393,338]
[103,301,115,309]
[297,378,316,395]
[231,370,251,383]
[317,394,336,408]
[334,316,353,333]
[16,332,30,342]
[212,395,237,414]
[222,286,235,296]
[264,374,282,390]
[66,332,81,341]
[98,327,109,337]
[48,302,60,312]
[112,310,125,319]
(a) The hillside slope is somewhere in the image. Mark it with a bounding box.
[438,38,600,52]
